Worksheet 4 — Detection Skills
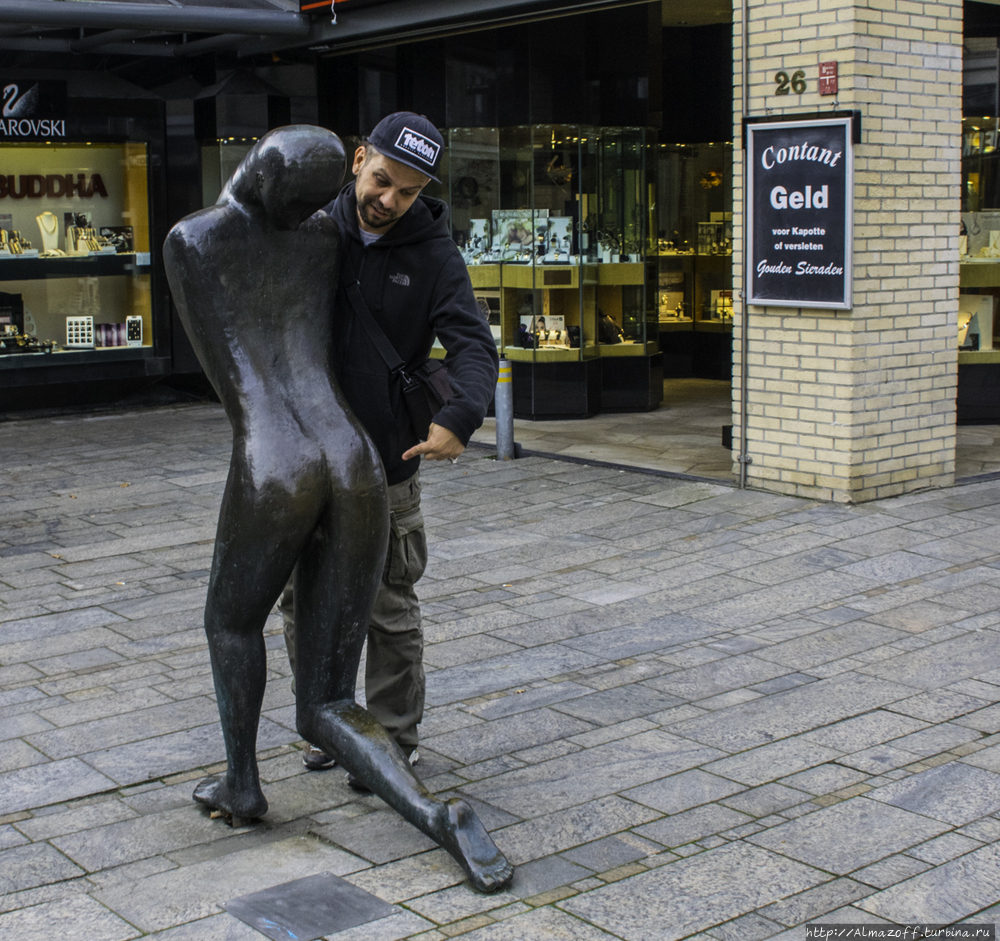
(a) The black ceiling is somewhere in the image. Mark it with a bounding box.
[0,0,656,63]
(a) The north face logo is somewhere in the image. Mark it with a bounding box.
[389,272,410,287]
[395,128,439,168]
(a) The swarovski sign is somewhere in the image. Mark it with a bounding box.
[0,80,67,141]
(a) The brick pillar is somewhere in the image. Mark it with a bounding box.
[732,0,962,502]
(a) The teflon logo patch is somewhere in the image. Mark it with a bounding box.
[394,127,439,168]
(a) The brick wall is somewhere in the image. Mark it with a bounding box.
[731,0,961,502]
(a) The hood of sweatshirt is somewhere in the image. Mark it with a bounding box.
[329,181,451,249]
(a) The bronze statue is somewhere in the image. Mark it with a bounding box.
[163,125,513,893]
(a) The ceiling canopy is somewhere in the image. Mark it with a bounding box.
[0,0,659,61]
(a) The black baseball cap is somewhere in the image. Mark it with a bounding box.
[368,112,444,183]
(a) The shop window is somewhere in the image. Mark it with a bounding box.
[0,141,152,359]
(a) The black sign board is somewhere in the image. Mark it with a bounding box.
[0,81,68,140]
[747,114,855,309]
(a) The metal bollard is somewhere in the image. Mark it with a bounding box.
[495,358,515,460]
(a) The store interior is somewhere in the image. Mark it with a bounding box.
[473,385,1000,486]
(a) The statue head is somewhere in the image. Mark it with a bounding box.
[226,125,346,230]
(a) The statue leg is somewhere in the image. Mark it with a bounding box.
[194,462,320,819]
[294,484,514,894]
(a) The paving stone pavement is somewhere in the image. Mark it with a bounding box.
[2,402,1000,940]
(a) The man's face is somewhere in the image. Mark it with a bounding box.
[352,146,430,233]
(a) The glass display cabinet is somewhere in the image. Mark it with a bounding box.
[649,141,733,380]
[958,115,1000,421]
[0,141,154,364]
[439,124,661,418]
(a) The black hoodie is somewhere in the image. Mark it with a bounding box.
[326,182,499,485]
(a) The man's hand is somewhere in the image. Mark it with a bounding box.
[402,423,465,462]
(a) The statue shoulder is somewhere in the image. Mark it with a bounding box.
[165,204,237,256]
[301,209,340,241]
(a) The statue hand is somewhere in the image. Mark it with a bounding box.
[402,423,465,462]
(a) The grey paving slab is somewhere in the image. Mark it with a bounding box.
[0,841,85,893]
[960,743,1000,773]
[51,805,226,872]
[0,737,47,772]
[492,794,661,865]
[559,616,722,659]
[401,878,517,923]
[702,738,842,786]
[747,797,951,874]
[752,622,905,672]
[0,757,118,816]
[548,684,683,726]
[562,842,827,941]
[0,625,132,667]
[92,835,368,934]
[0,606,129,646]
[560,832,662,871]
[851,853,934,889]
[861,628,1000,689]
[143,911,279,940]
[623,769,746,815]
[666,672,916,751]
[464,730,724,817]
[836,743,923,774]
[801,710,928,752]
[719,783,810,817]
[756,877,874,928]
[906,831,982,865]
[424,644,603,706]
[887,688,994,723]
[684,571,879,630]
[954,702,1000,733]
[888,722,982,758]
[634,803,753,848]
[778,763,867,796]
[312,808,439,864]
[81,716,294,786]
[425,708,593,764]
[424,634,524,668]
[868,761,1000,825]
[0,894,140,941]
[0,824,28,850]
[344,848,466,903]
[645,654,792,702]
[14,797,137,842]
[505,855,592,898]
[27,698,219,759]
[856,843,1000,924]
[447,905,624,940]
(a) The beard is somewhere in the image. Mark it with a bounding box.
[357,195,398,230]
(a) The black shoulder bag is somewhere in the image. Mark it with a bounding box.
[340,253,453,441]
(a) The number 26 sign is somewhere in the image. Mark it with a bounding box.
[775,70,806,96]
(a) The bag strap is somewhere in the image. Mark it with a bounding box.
[340,249,409,380]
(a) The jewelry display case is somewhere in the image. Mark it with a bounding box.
[439,124,661,418]
[649,141,733,380]
[958,117,1000,421]
[0,141,154,365]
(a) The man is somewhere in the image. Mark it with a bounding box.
[283,112,499,776]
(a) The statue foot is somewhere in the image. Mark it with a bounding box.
[193,775,268,820]
[438,798,513,894]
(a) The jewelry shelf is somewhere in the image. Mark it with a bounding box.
[0,254,150,281]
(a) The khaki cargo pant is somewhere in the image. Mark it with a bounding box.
[280,471,427,750]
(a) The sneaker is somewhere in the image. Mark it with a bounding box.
[302,745,336,771]
[347,746,418,792]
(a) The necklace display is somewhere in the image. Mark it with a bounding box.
[36,212,60,254]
